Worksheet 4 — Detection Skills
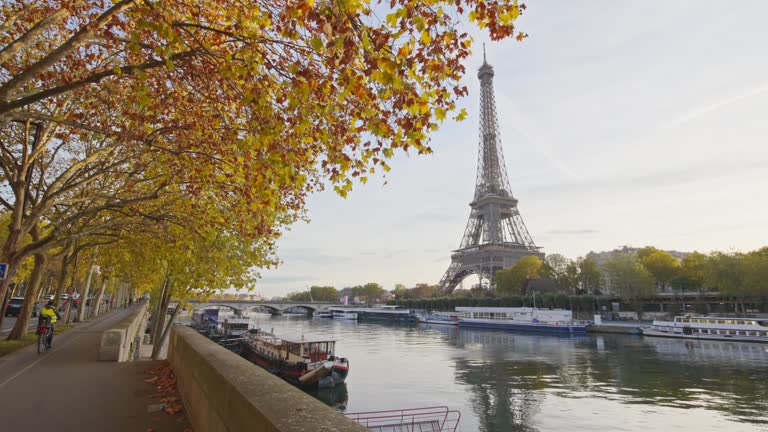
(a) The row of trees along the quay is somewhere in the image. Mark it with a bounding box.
[285,283,388,302]
[0,1,529,339]
[285,286,340,302]
[389,246,768,318]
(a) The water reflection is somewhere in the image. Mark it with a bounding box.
[451,329,768,430]
[201,314,768,431]
[306,383,349,412]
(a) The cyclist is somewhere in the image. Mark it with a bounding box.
[39,301,61,346]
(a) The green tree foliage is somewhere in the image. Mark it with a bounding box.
[393,283,408,299]
[285,291,312,301]
[639,250,680,291]
[543,253,579,293]
[671,251,707,291]
[705,250,768,296]
[309,286,338,302]
[495,256,543,296]
[704,252,745,296]
[409,283,439,299]
[637,246,660,261]
[351,282,386,302]
[603,254,655,302]
[577,256,602,294]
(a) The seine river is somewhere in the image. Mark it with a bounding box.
[238,313,768,432]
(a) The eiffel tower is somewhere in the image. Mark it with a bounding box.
[438,53,542,293]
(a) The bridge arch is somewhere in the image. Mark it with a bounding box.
[244,304,283,314]
[283,304,319,313]
[193,304,243,314]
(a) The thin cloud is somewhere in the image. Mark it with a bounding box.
[666,81,768,127]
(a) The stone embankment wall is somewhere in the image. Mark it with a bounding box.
[168,326,367,432]
[99,303,148,361]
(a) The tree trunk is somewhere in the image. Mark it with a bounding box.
[149,276,169,344]
[8,251,48,339]
[76,252,97,322]
[63,249,80,324]
[93,277,109,317]
[152,304,179,360]
[0,259,21,330]
[52,242,73,308]
[152,285,172,348]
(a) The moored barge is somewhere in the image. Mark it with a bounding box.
[240,330,349,388]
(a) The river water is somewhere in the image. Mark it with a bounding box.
[236,313,768,432]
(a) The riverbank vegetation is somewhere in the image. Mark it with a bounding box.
[388,246,768,316]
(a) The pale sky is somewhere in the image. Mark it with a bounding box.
[255,1,768,298]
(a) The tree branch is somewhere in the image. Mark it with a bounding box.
[0,50,198,115]
[0,0,135,101]
[0,9,71,66]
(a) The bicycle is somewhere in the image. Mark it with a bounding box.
[37,315,52,354]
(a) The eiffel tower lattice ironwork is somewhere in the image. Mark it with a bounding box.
[438,55,542,293]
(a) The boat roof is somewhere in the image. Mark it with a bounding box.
[455,307,569,313]
[255,332,336,344]
[676,315,767,321]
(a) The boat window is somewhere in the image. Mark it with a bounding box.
[757,321,768,327]
[717,320,725,324]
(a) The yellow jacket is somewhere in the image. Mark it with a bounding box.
[40,306,58,324]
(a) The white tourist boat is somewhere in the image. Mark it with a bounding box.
[456,307,587,334]
[416,312,460,326]
[313,310,334,318]
[326,307,359,320]
[642,316,768,343]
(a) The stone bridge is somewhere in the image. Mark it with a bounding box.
[186,300,339,315]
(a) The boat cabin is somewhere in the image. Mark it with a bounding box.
[455,307,573,323]
[251,333,338,363]
[665,316,768,338]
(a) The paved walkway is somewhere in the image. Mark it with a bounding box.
[0,306,189,431]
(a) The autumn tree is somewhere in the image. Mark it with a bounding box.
[639,250,680,292]
[671,251,707,292]
[495,255,543,296]
[636,246,660,261]
[0,0,529,313]
[409,283,439,299]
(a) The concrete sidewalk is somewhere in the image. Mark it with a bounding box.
[0,306,189,431]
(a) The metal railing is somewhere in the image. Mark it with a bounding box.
[345,406,461,432]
